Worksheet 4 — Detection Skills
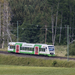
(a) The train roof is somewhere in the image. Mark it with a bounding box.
[8,42,26,44]
[8,42,54,46]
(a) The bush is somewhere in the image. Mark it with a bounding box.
[52,61,57,66]
[69,42,75,56]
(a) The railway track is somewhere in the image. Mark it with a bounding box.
[0,51,75,60]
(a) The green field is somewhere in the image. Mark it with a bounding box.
[0,65,75,75]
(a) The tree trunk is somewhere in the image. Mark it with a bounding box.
[45,25,47,44]
[51,6,54,45]
[69,6,72,42]
[53,2,59,45]
[2,29,4,49]
[59,14,62,43]
[2,0,6,48]
[6,2,12,43]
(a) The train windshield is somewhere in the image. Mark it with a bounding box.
[48,46,54,51]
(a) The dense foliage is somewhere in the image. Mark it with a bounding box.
[8,0,75,44]
[69,42,75,55]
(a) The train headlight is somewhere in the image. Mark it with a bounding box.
[50,53,54,55]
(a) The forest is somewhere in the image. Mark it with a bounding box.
[0,0,75,47]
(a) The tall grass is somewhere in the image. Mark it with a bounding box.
[0,54,75,67]
[55,45,67,56]
[0,47,7,51]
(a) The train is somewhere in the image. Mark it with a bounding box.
[8,42,55,56]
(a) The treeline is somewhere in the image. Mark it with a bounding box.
[8,0,75,45]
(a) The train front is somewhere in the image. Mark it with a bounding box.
[48,45,55,56]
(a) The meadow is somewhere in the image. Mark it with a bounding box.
[0,65,75,75]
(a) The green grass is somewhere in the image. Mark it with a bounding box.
[0,65,75,75]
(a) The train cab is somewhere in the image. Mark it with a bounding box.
[47,45,55,56]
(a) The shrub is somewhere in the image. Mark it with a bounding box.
[69,42,75,56]
[52,60,57,66]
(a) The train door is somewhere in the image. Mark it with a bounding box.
[16,45,20,53]
[35,47,39,55]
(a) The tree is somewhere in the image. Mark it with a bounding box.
[47,0,60,45]
[0,0,12,48]
[8,0,75,45]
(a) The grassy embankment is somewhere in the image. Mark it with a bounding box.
[0,45,75,67]
[0,65,75,75]
[0,54,75,67]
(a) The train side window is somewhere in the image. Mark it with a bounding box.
[39,48,45,52]
[20,47,25,50]
[20,47,22,50]
[20,47,21,50]
[43,48,45,52]
[10,46,15,49]
[31,48,34,51]
[20,47,34,51]
[45,47,47,49]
